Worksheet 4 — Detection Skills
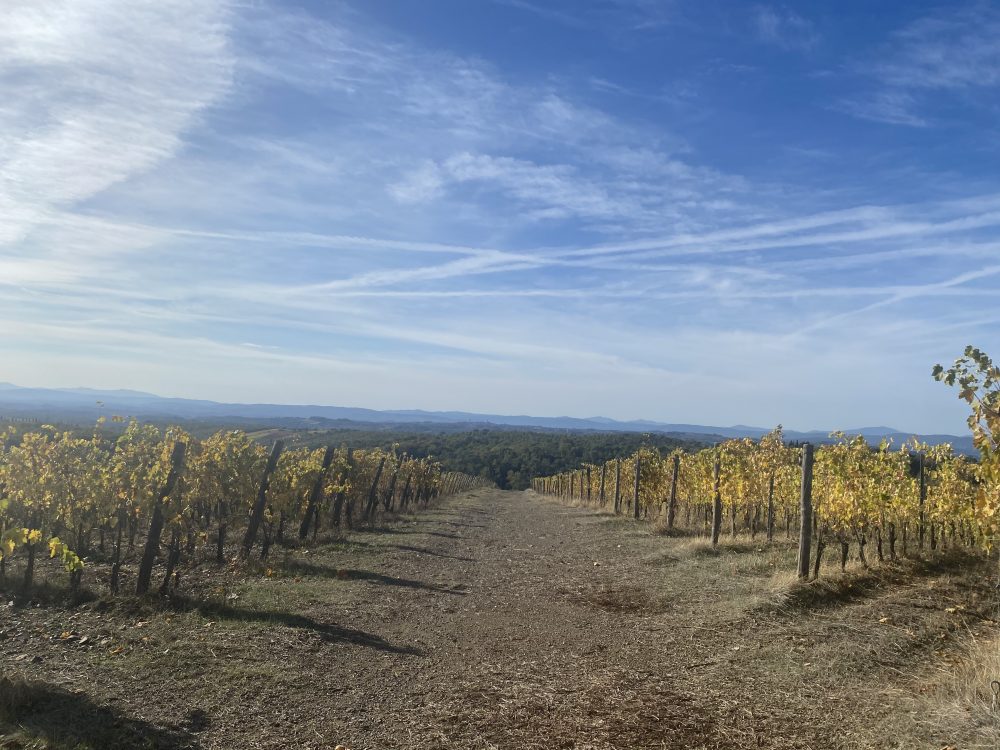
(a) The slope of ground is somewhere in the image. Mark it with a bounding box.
[1,489,997,749]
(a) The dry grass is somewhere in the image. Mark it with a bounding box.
[889,632,1000,750]
[759,551,991,612]
[650,516,697,536]
[933,632,1000,727]
[667,534,794,559]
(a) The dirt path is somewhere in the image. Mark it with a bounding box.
[3,489,996,749]
[328,488,717,749]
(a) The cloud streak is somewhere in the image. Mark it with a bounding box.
[839,4,1000,126]
[753,5,819,51]
[0,0,233,245]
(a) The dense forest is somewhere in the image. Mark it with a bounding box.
[293,428,705,489]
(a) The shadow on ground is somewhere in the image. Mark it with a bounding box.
[385,544,476,562]
[1,676,198,750]
[775,550,994,612]
[162,594,424,655]
[282,561,468,594]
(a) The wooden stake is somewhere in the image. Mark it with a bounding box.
[136,441,187,594]
[918,452,926,550]
[241,440,284,560]
[633,454,641,520]
[711,457,722,547]
[666,453,680,530]
[614,459,622,514]
[299,446,335,540]
[766,473,775,543]
[797,443,814,579]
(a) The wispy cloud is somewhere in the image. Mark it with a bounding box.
[752,5,818,51]
[876,7,1000,90]
[836,91,928,127]
[0,0,233,244]
[488,0,674,32]
[840,4,1000,126]
[212,3,754,240]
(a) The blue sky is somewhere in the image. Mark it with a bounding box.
[1,0,998,433]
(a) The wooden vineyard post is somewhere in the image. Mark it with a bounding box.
[363,456,388,521]
[586,467,592,504]
[766,473,776,543]
[400,471,413,511]
[136,441,187,595]
[598,463,607,507]
[333,447,355,522]
[797,443,814,580]
[710,457,722,547]
[918,452,926,550]
[614,459,622,514]
[384,453,403,511]
[633,454,641,520]
[241,440,284,560]
[666,453,680,530]
[299,446,335,540]
[570,473,575,503]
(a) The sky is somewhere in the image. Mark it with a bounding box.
[1,0,999,433]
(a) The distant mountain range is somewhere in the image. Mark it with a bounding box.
[0,382,977,455]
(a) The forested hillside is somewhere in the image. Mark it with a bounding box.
[294,428,704,489]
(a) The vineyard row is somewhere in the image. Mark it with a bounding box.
[532,427,998,578]
[0,420,492,596]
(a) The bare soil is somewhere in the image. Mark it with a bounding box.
[1,489,998,749]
